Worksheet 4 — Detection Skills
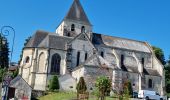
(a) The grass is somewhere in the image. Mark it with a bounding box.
[38,92,76,100]
[38,92,117,100]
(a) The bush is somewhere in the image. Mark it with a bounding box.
[95,76,112,100]
[76,77,87,94]
[0,68,7,82]
[123,80,133,99]
[49,75,59,91]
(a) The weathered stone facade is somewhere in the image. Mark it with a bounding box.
[19,0,165,96]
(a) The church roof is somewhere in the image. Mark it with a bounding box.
[25,30,73,50]
[73,54,119,71]
[64,0,91,25]
[143,68,161,76]
[92,33,151,53]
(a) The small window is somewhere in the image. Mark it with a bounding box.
[81,26,85,33]
[67,32,70,37]
[142,58,144,66]
[121,55,124,67]
[85,52,88,61]
[71,24,75,31]
[25,56,30,63]
[148,79,152,88]
[76,51,80,66]
[101,51,104,57]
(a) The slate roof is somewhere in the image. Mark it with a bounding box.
[143,68,161,76]
[25,30,73,50]
[73,54,119,71]
[92,33,151,53]
[64,0,91,25]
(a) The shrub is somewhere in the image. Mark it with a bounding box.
[49,75,59,91]
[76,77,87,94]
[95,76,112,100]
[123,80,133,99]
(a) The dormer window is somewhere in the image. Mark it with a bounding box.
[71,24,75,31]
[81,26,85,33]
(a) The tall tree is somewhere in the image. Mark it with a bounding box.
[152,46,166,65]
[0,34,9,68]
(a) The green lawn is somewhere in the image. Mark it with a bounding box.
[38,92,116,100]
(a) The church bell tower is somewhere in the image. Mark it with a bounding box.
[56,0,92,37]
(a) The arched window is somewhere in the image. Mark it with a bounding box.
[101,51,104,57]
[148,79,152,88]
[51,53,61,74]
[142,58,144,66]
[85,52,88,61]
[67,32,70,37]
[71,24,75,31]
[38,53,45,72]
[81,26,85,33]
[76,51,80,66]
[121,55,124,67]
[25,56,30,63]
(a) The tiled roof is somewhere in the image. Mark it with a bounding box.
[92,33,151,53]
[64,0,91,25]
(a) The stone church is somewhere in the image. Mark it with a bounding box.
[19,0,165,95]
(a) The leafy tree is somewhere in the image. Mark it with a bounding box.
[165,56,170,93]
[95,76,112,100]
[152,46,166,65]
[49,75,60,91]
[0,68,7,82]
[0,34,9,68]
[12,68,19,78]
[76,77,87,98]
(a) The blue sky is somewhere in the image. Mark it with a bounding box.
[0,0,170,62]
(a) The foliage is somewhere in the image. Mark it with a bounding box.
[123,80,133,99]
[76,77,87,99]
[95,76,112,100]
[152,46,166,65]
[12,68,19,78]
[49,75,60,91]
[165,56,170,93]
[76,77,87,94]
[0,68,7,82]
[0,34,9,68]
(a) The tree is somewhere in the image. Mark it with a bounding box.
[76,77,87,98]
[95,76,112,100]
[123,80,133,99]
[49,75,60,91]
[165,56,170,93]
[0,34,9,68]
[152,46,166,65]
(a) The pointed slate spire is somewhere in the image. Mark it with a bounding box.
[64,0,91,25]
